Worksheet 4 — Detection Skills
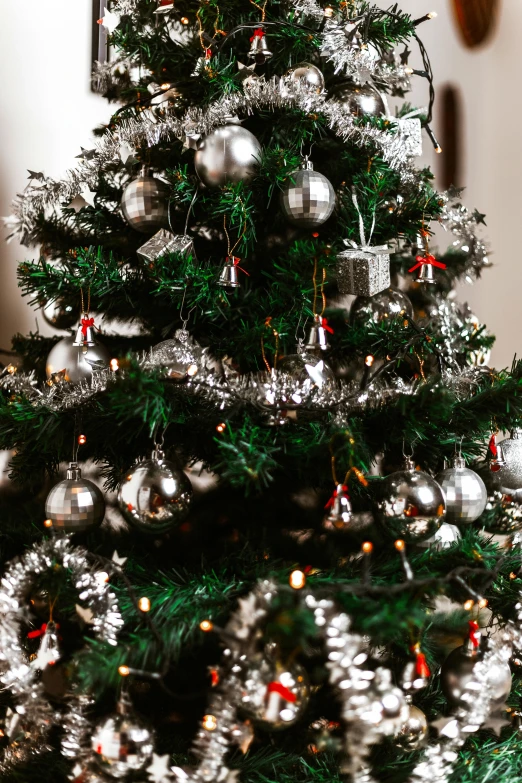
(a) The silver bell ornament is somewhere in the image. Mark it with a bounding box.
[41,298,77,330]
[376,458,445,542]
[149,329,199,381]
[45,462,106,532]
[247,27,272,64]
[436,455,487,525]
[394,704,428,752]
[30,619,61,670]
[350,287,413,326]
[241,654,310,730]
[194,123,262,187]
[277,347,336,393]
[121,167,169,233]
[118,447,193,533]
[46,316,111,384]
[323,483,352,531]
[492,429,522,494]
[91,692,154,779]
[329,80,385,118]
[217,256,241,288]
[280,157,335,228]
[287,62,325,93]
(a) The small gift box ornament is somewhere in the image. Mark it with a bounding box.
[137,229,195,264]
[385,107,424,158]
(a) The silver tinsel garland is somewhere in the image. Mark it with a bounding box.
[439,190,490,277]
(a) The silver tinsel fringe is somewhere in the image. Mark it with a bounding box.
[439,190,491,277]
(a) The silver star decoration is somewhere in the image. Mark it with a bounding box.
[98,7,121,33]
[66,195,89,212]
[483,714,510,736]
[75,147,96,160]
[80,189,97,207]
[119,143,136,165]
[237,61,256,82]
[431,716,461,738]
[112,550,128,567]
[27,170,44,181]
[305,360,327,388]
[147,754,172,782]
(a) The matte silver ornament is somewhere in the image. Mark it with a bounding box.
[436,456,487,524]
[41,298,77,330]
[194,124,262,187]
[350,287,413,325]
[280,158,335,228]
[277,349,336,393]
[329,80,385,118]
[46,319,111,384]
[287,62,325,93]
[241,656,310,730]
[394,705,428,752]
[149,329,199,381]
[45,462,106,532]
[336,245,390,296]
[376,458,445,542]
[441,644,512,710]
[492,430,522,493]
[91,695,154,779]
[121,168,169,233]
[118,448,193,533]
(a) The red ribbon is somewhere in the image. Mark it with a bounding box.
[27,622,60,639]
[250,27,265,42]
[408,254,447,274]
[81,317,95,337]
[321,317,334,335]
[468,620,480,648]
[267,681,297,702]
[488,433,498,459]
[414,652,431,678]
[325,485,348,510]
[228,257,250,277]
[205,47,212,60]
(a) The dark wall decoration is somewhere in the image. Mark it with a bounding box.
[451,0,500,48]
[438,83,463,190]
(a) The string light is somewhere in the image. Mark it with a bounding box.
[6,365,16,375]
[138,596,151,612]
[95,571,109,584]
[323,5,334,16]
[361,541,373,554]
[181,16,189,24]
[216,422,226,433]
[463,599,474,611]
[118,665,130,677]
[478,598,488,609]
[202,714,218,731]
[110,358,119,372]
[78,434,87,445]
[365,355,374,367]
[394,539,405,552]
[44,519,53,528]
[289,569,306,589]
[200,619,213,632]
[510,572,518,580]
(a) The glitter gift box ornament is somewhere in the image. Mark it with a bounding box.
[137,229,195,264]
[336,244,390,296]
[384,107,424,158]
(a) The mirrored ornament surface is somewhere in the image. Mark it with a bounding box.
[91,706,154,779]
[287,63,325,93]
[280,160,335,228]
[241,657,310,730]
[118,450,193,533]
[441,644,512,710]
[42,298,77,330]
[45,463,106,532]
[394,705,428,752]
[436,457,487,524]
[277,351,336,393]
[121,171,169,233]
[194,124,262,187]
[46,334,111,384]
[492,431,522,493]
[329,80,385,118]
[350,287,413,325]
[149,330,199,381]
[376,460,445,542]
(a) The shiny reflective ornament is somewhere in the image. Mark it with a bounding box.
[377,458,445,542]
[441,643,512,710]
[217,256,241,288]
[394,705,428,752]
[280,158,335,228]
[421,522,461,550]
[45,462,106,532]
[194,124,262,187]
[0,449,23,496]
[323,483,352,530]
[91,694,154,779]
[277,349,336,393]
[31,619,61,670]
[241,656,310,730]
[42,298,77,330]
[247,28,272,64]
[118,447,193,533]
[492,429,522,493]
[304,314,330,352]
[46,318,111,384]
[287,62,325,93]
[150,329,199,381]
[415,260,436,284]
[329,80,385,118]
[350,287,413,325]
[436,456,487,524]
[121,168,169,233]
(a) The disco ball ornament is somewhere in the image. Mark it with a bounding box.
[241,653,309,730]
[350,287,413,325]
[45,462,105,532]
[194,124,262,187]
[277,349,337,393]
[492,429,522,494]
[149,329,199,381]
[91,695,153,779]
[121,167,169,233]
[280,158,335,228]
[394,705,428,752]
[376,458,445,542]
[441,643,512,710]
[329,80,385,118]
[436,455,487,525]
[287,62,325,93]
[46,318,111,384]
[41,298,77,330]
[118,447,193,533]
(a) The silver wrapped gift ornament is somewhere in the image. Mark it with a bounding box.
[336,244,390,296]
[386,115,423,158]
[137,229,195,264]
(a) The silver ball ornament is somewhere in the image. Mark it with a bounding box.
[441,644,512,710]
[277,350,336,393]
[91,699,153,779]
[45,463,105,532]
[436,456,487,524]
[350,287,413,325]
[46,321,110,384]
[241,656,310,730]
[194,124,262,187]
[121,170,169,233]
[493,430,522,494]
[394,705,428,752]
[149,329,199,381]
[329,80,385,118]
[287,62,325,93]
[376,459,445,542]
[118,448,193,533]
[280,159,335,228]
[41,298,77,330]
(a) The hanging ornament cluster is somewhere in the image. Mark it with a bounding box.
[280,157,335,228]
[436,454,487,524]
[241,651,310,730]
[46,315,110,384]
[45,461,106,532]
[350,286,413,325]
[120,167,169,233]
[194,123,262,187]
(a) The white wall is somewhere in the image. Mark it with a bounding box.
[0,0,519,367]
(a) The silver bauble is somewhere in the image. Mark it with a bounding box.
[420,522,461,550]
[118,448,193,533]
[350,287,413,325]
[91,699,153,779]
[121,169,169,233]
[45,463,105,532]
[241,656,310,730]
[42,298,77,330]
[493,430,522,494]
[46,321,111,384]
[280,159,335,228]
[441,644,512,710]
[394,705,428,752]
[376,458,445,542]
[194,124,262,187]
[287,62,325,93]
[329,80,385,118]
[436,456,487,524]
[149,329,199,381]
[277,350,336,393]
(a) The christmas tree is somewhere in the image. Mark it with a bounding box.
[3,1,522,782]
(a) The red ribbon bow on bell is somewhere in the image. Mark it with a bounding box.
[468,620,481,648]
[408,253,446,274]
[321,317,334,334]
[325,484,348,510]
[81,316,95,337]
[267,681,297,702]
[228,256,250,276]
[250,27,265,42]
[27,622,60,639]
[488,432,498,459]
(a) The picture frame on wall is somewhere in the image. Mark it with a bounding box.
[451,0,500,48]
[92,0,110,87]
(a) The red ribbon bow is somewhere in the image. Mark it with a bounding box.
[27,622,60,639]
[414,651,431,678]
[250,27,265,42]
[408,254,447,274]
[325,485,348,510]
[81,316,95,337]
[228,256,250,277]
[267,681,297,702]
[205,47,212,60]
[468,620,481,648]
[488,432,498,459]
[321,317,334,334]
